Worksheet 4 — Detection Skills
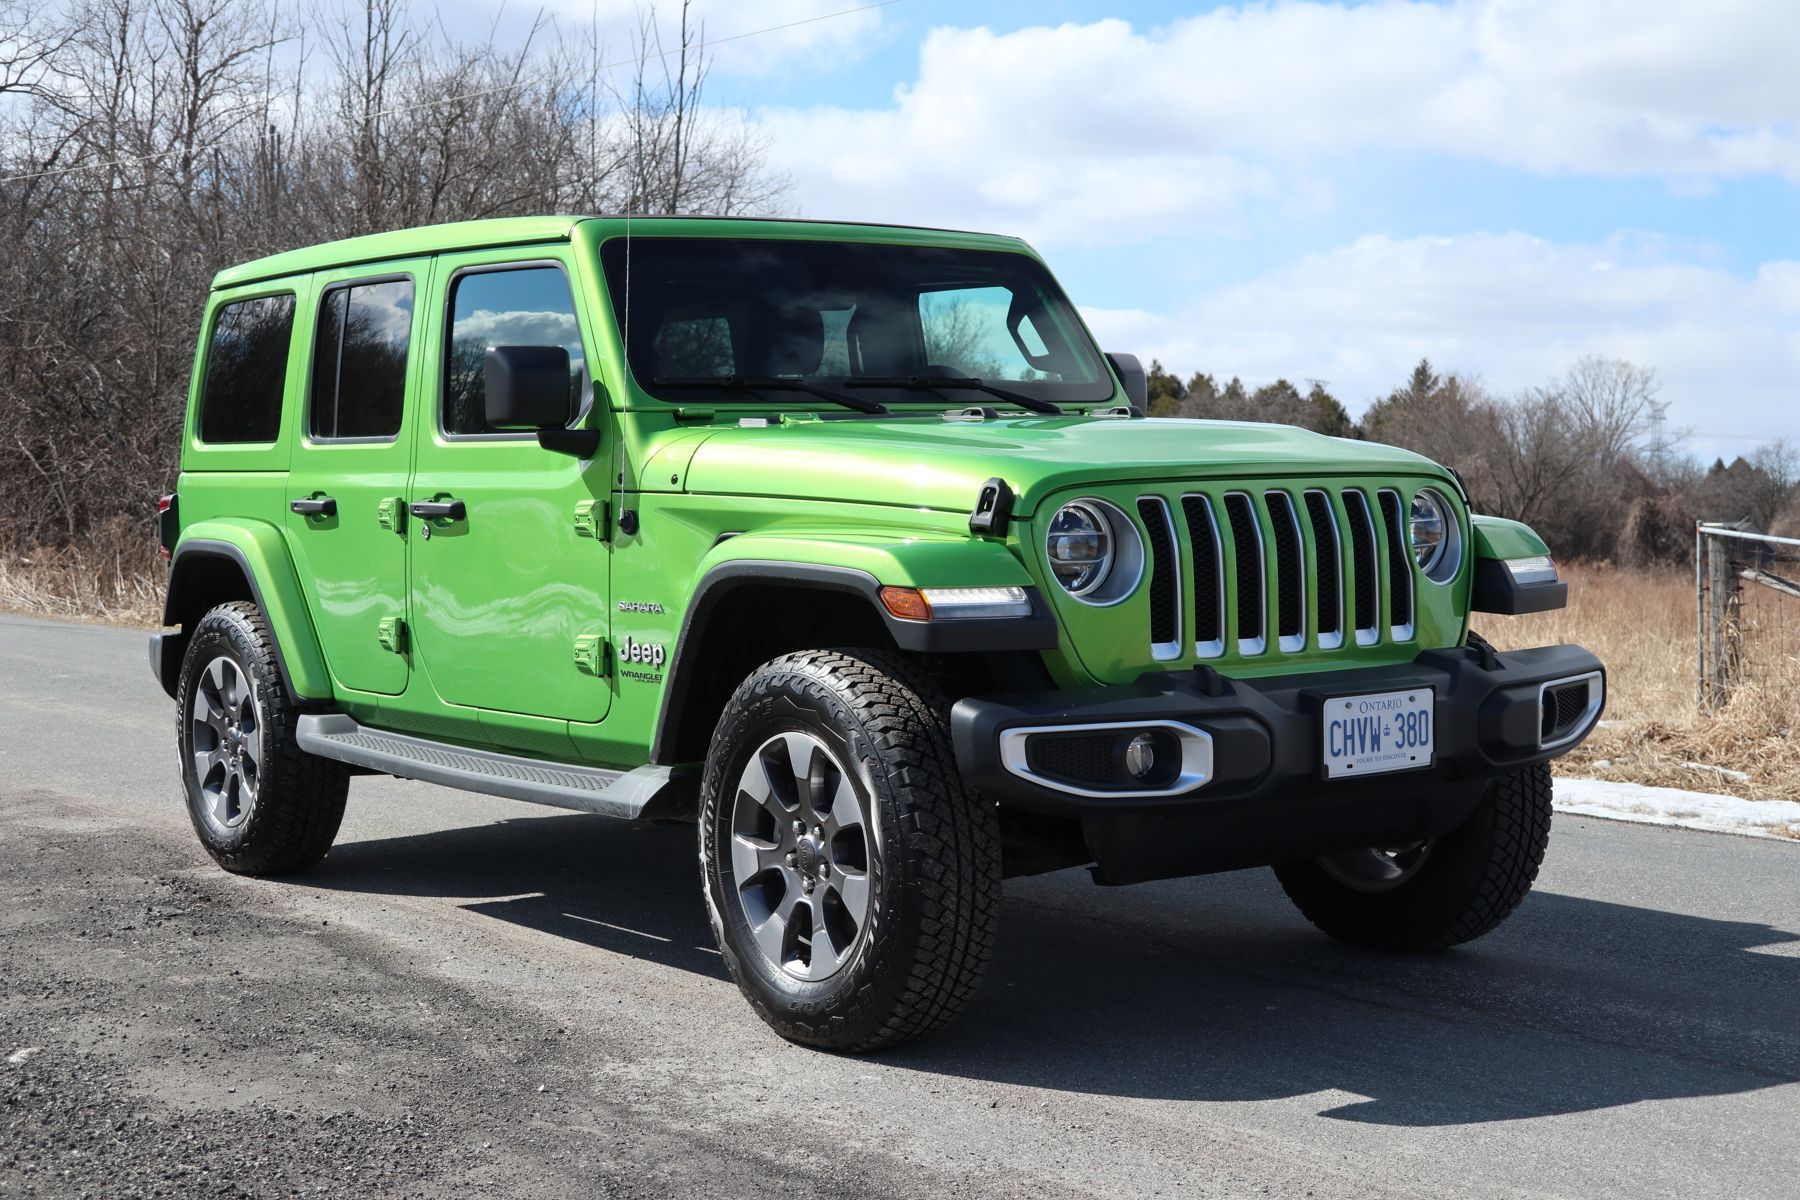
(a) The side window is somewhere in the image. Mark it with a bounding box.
[310,278,413,440]
[198,293,295,443]
[444,266,586,435]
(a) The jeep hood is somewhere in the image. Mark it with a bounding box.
[675,415,1450,516]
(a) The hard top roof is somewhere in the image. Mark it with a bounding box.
[210,215,1027,291]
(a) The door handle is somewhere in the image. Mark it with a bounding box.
[410,499,466,521]
[291,497,337,517]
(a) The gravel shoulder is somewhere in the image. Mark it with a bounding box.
[1,790,984,1199]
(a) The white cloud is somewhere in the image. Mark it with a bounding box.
[1082,232,1800,457]
[755,1,1800,241]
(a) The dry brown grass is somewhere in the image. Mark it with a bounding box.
[1476,561,1800,802]
[0,521,164,628]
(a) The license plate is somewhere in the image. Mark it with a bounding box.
[1322,688,1434,779]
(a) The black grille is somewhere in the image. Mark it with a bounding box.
[1305,490,1342,638]
[1223,493,1263,646]
[1343,489,1378,634]
[1138,498,1178,648]
[1181,495,1223,647]
[1265,492,1304,643]
[1024,733,1116,786]
[1378,490,1413,631]
[1543,680,1591,741]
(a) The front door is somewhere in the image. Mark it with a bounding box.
[285,262,430,696]
[406,251,613,723]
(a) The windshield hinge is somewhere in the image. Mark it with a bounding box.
[573,634,611,677]
[969,477,1015,538]
[574,499,610,541]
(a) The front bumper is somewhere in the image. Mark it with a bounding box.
[952,641,1604,883]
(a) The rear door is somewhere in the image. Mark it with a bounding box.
[406,250,613,723]
[284,262,430,696]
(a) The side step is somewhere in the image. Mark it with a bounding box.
[295,714,696,821]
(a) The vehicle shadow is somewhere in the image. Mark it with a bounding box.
[302,808,1800,1127]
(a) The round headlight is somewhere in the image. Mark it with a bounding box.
[1046,501,1114,596]
[1409,490,1452,574]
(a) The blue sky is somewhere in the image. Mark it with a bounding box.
[483,0,1800,460]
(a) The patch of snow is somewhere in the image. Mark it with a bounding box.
[1555,778,1800,840]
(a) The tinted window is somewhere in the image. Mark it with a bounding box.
[600,238,1110,407]
[444,267,586,435]
[199,294,295,443]
[311,279,413,439]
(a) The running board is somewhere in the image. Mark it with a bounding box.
[294,714,695,821]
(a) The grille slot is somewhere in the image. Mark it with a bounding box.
[1137,496,1181,659]
[1095,483,1434,665]
[1378,489,1415,638]
[1343,489,1380,645]
[1181,495,1225,657]
[1304,490,1344,649]
[1265,491,1306,651]
[1222,492,1266,654]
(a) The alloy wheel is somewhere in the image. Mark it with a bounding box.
[727,731,875,981]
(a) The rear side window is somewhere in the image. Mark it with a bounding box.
[310,278,414,440]
[444,266,586,435]
[199,293,296,443]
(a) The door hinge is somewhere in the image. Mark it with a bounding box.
[378,616,408,654]
[573,633,610,677]
[573,499,610,541]
[377,496,406,533]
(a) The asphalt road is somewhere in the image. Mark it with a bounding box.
[3,613,1798,1199]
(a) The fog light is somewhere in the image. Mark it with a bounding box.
[1123,733,1158,780]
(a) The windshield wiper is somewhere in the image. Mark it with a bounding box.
[652,375,888,415]
[846,375,1063,416]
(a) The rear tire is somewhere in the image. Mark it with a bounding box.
[1273,763,1552,950]
[699,648,1001,1051]
[176,601,348,875]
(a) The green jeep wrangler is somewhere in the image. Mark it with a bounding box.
[152,216,1604,1050]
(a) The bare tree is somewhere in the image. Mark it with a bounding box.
[0,0,786,556]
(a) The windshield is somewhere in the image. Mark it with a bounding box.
[600,237,1115,407]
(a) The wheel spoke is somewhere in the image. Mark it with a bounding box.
[807,898,841,979]
[730,833,781,882]
[210,775,235,825]
[752,885,802,964]
[833,869,870,922]
[822,770,864,837]
[192,746,220,785]
[801,741,835,823]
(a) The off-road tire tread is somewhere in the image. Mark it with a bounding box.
[177,601,348,875]
[700,647,1001,1052]
[1273,763,1552,950]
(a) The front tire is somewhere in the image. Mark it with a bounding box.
[176,601,349,875]
[699,648,1001,1051]
[1273,763,1553,950]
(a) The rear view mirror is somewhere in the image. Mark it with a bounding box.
[1105,352,1148,410]
[485,345,571,430]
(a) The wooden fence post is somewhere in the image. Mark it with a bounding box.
[1705,532,1741,708]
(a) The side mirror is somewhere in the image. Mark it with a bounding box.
[1105,352,1148,411]
[485,345,572,430]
